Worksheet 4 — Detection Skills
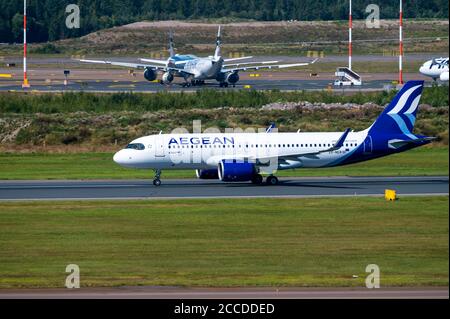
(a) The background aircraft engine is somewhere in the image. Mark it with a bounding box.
[196,169,219,179]
[440,72,449,81]
[226,72,239,84]
[162,72,174,84]
[143,68,157,81]
[218,160,256,182]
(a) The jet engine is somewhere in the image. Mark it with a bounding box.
[143,68,157,81]
[196,169,219,179]
[161,72,174,84]
[226,72,239,84]
[440,71,449,81]
[218,160,256,182]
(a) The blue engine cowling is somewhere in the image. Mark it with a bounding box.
[144,68,157,81]
[218,160,256,182]
[196,169,219,179]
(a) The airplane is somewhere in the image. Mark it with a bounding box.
[113,80,435,186]
[80,26,315,88]
[419,57,449,81]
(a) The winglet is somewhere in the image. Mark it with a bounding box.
[266,123,276,133]
[332,128,351,150]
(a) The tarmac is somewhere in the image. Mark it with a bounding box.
[0,286,447,299]
[0,176,447,201]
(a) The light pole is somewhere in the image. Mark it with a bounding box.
[22,0,30,88]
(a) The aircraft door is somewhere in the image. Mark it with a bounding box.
[363,135,373,154]
[155,135,166,157]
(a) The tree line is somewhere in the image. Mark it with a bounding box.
[0,0,448,43]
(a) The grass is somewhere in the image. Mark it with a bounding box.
[0,146,447,180]
[0,196,447,288]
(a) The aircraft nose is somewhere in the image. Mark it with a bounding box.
[113,150,128,166]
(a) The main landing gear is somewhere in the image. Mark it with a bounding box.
[251,174,279,185]
[153,169,162,186]
[266,175,279,186]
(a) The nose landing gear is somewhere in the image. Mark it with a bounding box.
[153,169,162,186]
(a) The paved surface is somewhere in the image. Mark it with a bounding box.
[0,286,447,299]
[0,176,447,201]
[0,78,396,92]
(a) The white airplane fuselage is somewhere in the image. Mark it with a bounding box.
[419,57,449,81]
[113,131,369,171]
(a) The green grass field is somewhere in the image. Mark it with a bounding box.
[0,196,447,288]
[0,146,447,180]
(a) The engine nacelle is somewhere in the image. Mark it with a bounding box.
[143,68,157,81]
[218,160,256,182]
[226,72,239,84]
[162,72,174,84]
[196,169,219,179]
[440,71,449,81]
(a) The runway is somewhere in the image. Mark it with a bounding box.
[0,176,447,201]
[0,286,447,299]
[0,78,393,92]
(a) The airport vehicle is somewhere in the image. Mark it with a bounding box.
[419,57,449,81]
[113,81,434,186]
[334,67,362,86]
[80,27,314,87]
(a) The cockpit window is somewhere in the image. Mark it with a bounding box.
[126,143,145,150]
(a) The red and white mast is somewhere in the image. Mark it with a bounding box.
[22,0,30,88]
[399,0,404,84]
[348,0,352,70]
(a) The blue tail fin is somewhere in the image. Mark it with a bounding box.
[369,80,424,139]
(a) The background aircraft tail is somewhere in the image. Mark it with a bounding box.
[214,26,222,60]
[368,80,425,140]
[168,30,175,57]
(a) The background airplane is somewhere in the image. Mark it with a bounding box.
[419,57,449,81]
[113,81,434,186]
[80,26,315,88]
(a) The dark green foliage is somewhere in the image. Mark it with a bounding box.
[0,0,448,43]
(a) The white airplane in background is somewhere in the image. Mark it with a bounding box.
[113,81,434,186]
[419,57,449,81]
[80,27,315,88]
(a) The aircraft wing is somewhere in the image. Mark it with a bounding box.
[223,61,279,68]
[205,128,351,166]
[223,56,254,62]
[79,59,196,75]
[221,58,318,73]
[140,58,168,65]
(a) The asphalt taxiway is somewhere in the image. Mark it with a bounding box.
[0,286,447,299]
[0,176,447,201]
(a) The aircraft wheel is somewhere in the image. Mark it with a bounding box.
[153,179,161,186]
[266,176,279,186]
[224,83,229,88]
[251,174,263,184]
